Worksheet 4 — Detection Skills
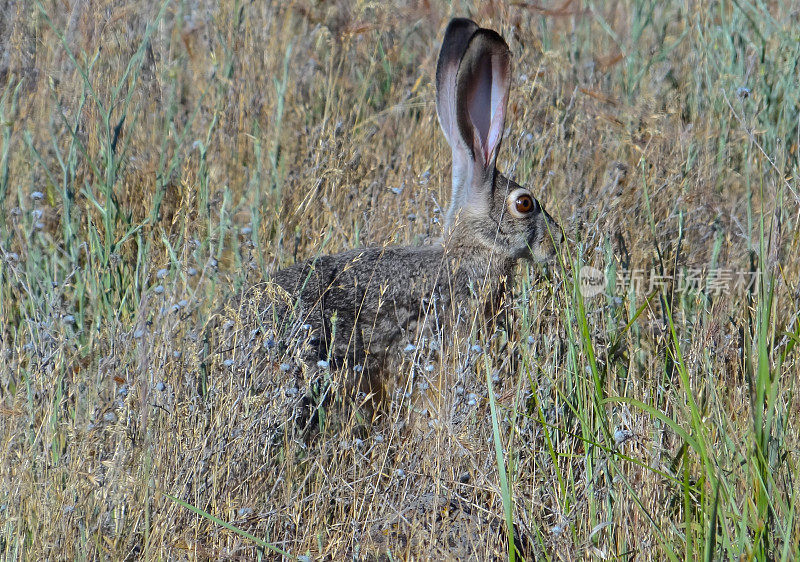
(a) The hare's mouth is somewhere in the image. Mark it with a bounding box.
[528,234,559,264]
[530,247,552,263]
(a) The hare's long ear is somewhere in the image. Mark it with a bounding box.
[436,18,478,148]
[455,28,511,214]
[436,18,478,228]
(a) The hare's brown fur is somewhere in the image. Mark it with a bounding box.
[272,18,561,403]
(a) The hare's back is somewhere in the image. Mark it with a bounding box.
[273,244,448,307]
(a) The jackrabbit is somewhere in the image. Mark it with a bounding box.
[272,18,560,397]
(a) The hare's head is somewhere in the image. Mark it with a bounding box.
[436,18,560,263]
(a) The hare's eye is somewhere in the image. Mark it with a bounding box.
[515,194,533,214]
[507,188,537,218]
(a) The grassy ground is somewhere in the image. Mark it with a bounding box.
[1,0,799,559]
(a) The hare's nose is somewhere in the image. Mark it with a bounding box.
[543,211,562,242]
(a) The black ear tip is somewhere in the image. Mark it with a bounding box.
[445,17,479,32]
[441,18,479,48]
[470,28,511,55]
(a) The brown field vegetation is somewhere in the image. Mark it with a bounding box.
[1,0,799,559]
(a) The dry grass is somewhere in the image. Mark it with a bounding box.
[1,0,799,559]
